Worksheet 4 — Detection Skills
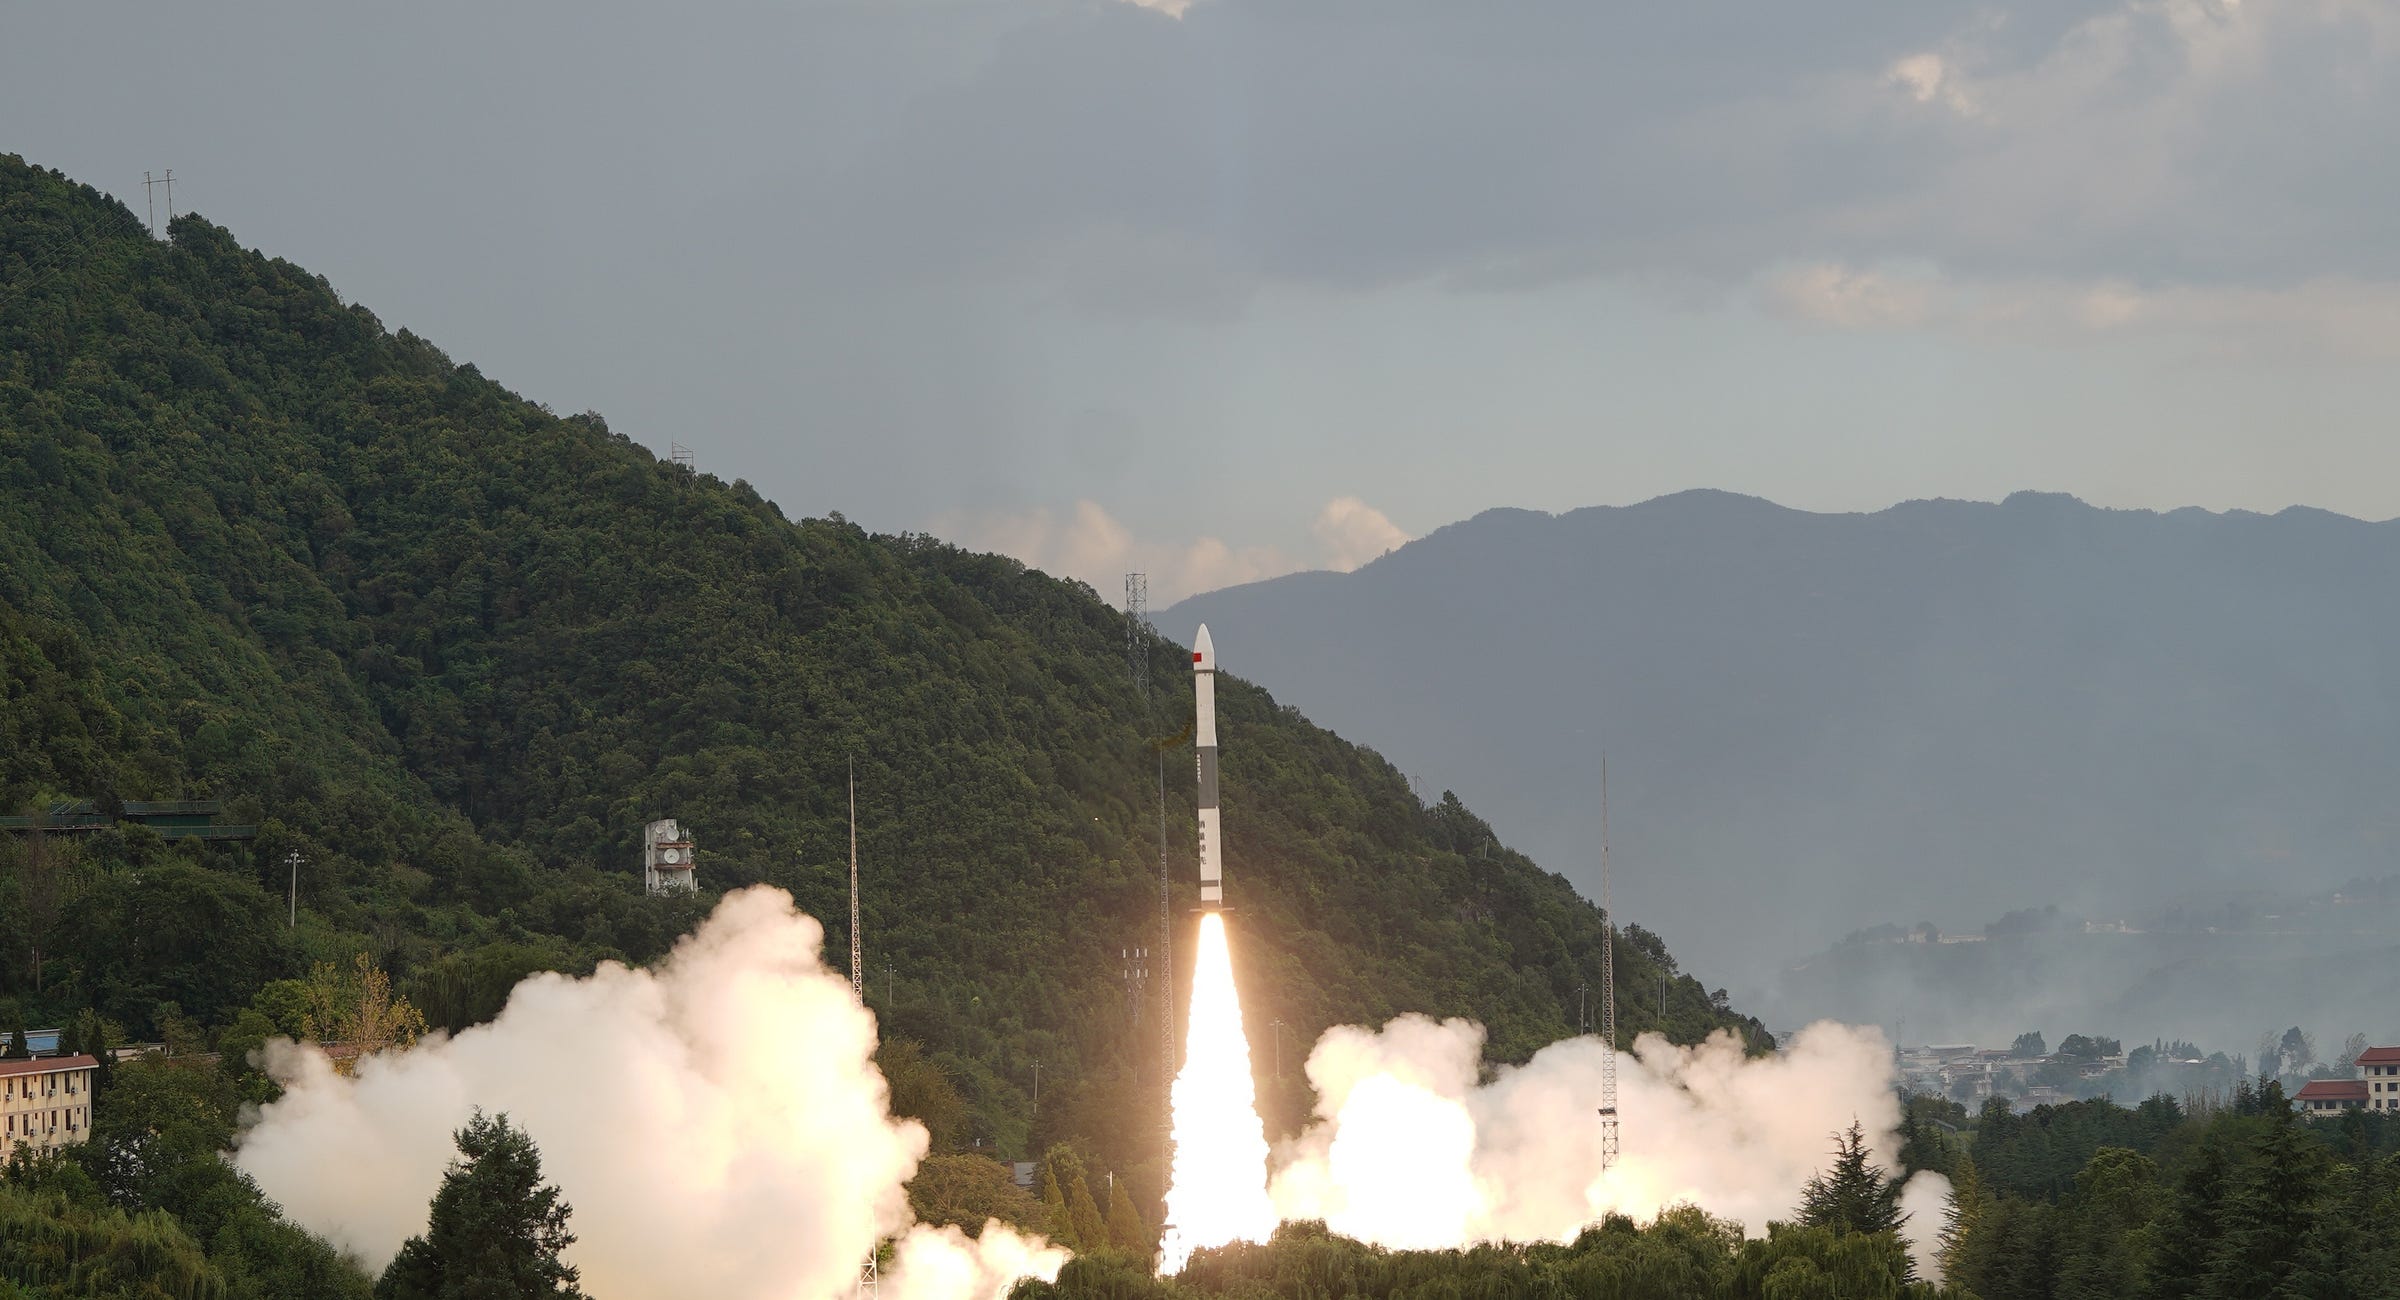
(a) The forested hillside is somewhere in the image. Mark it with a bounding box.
[0,154,1761,1202]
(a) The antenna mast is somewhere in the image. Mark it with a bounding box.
[1598,756,1619,1171]
[849,760,863,1001]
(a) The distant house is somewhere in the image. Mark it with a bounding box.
[2298,1046,2400,1118]
[0,1055,98,1153]
[2296,1079,2367,1116]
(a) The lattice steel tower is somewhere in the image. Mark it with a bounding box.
[1598,757,1619,1171]
[1127,572,1174,1180]
[849,761,863,1001]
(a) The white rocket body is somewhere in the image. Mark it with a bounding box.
[1193,624,1223,909]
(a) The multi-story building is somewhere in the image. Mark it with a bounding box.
[0,1054,98,1152]
[2296,1046,2400,1118]
[2357,1046,2400,1113]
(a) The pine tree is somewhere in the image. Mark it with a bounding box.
[2144,1137,2230,1300]
[2055,1147,2159,1300]
[377,1111,589,1300]
[1105,1177,1149,1254]
[1799,1120,1907,1237]
[1936,1151,1984,1285]
[1039,1166,1074,1249]
[2285,1158,2385,1300]
[2199,1106,2328,1298]
[1066,1174,1107,1253]
[1,1003,28,1061]
[68,1008,113,1092]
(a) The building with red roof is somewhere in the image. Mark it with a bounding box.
[2298,1047,2400,1119]
[2297,1078,2368,1116]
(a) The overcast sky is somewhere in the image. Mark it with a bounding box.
[7,0,2397,601]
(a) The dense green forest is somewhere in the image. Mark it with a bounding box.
[0,148,1765,1282]
[1904,1080,2400,1298]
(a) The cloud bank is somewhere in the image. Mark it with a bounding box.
[933,496,1411,605]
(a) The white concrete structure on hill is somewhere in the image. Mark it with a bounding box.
[644,818,697,895]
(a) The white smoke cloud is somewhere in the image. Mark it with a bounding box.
[1310,497,1411,573]
[932,495,1411,606]
[1899,1171,1954,1286]
[232,888,1064,1300]
[1269,1018,1910,1252]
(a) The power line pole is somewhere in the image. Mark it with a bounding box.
[286,850,303,927]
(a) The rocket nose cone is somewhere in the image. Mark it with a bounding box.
[1193,623,1214,669]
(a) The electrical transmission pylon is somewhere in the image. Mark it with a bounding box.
[849,761,877,1300]
[849,760,864,1001]
[1127,572,1174,1183]
[1598,757,1619,1171]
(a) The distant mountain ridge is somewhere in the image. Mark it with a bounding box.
[1169,488,2400,995]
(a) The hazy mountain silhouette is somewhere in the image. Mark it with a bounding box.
[1169,490,2400,1008]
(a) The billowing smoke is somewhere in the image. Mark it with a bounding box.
[232,888,1064,1300]
[1899,1171,1954,1285]
[1269,1018,1911,1251]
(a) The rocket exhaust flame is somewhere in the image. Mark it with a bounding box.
[1157,623,1273,1272]
[1158,911,1277,1274]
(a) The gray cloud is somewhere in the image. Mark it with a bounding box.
[766,0,2397,303]
[6,0,2394,554]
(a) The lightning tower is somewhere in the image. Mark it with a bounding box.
[849,761,864,1001]
[849,765,879,1300]
[1127,573,1175,1185]
[1598,757,1619,1171]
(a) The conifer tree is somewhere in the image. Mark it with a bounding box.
[377,1111,588,1300]
[1,1003,27,1061]
[1799,1120,1907,1237]
[2285,1158,2391,1300]
[1936,1151,1984,1286]
[2199,1106,2327,1298]
[2144,1137,2230,1300]
[1067,1175,1107,1254]
[1105,1177,1149,1254]
[2054,1146,2159,1300]
[1039,1166,1074,1249]
[68,1008,113,1092]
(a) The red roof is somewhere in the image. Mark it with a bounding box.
[0,1054,96,1079]
[2357,1047,2400,1066]
[2297,1079,2369,1102]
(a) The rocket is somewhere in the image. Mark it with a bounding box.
[1193,624,1223,909]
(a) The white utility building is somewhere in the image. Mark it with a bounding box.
[644,818,697,895]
